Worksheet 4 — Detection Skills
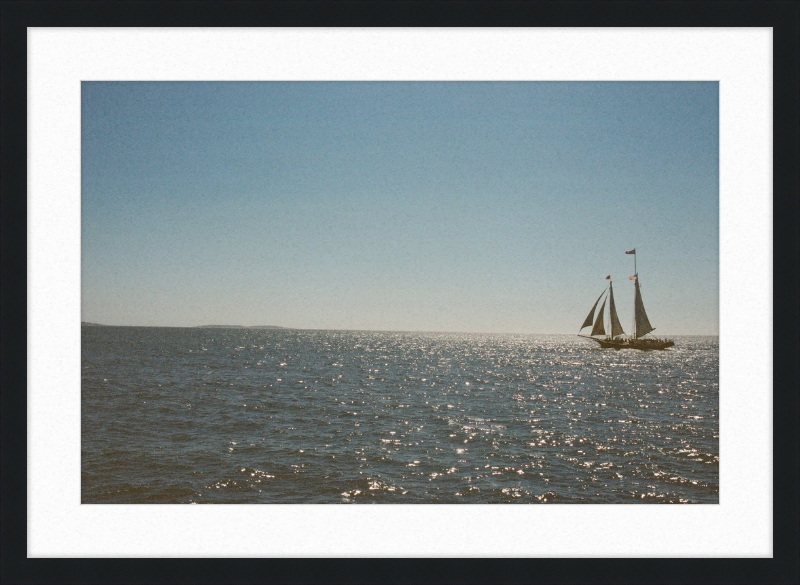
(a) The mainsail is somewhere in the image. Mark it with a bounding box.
[581,290,606,330]
[608,282,625,337]
[590,298,607,336]
[633,279,655,338]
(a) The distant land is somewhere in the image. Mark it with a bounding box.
[81,322,287,329]
[195,325,287,329]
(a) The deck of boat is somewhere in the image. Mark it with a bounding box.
[579,335,674,351]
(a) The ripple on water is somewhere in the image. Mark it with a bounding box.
[82,329,718,503]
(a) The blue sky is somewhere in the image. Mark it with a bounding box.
[82,82,718,334]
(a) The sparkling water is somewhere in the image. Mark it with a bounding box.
[82,327,718,503]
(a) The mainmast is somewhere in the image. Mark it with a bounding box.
[634,253,637,338]
[627,248,655,338]
[626,248,637,337]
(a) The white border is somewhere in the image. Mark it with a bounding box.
[28,28,772,557]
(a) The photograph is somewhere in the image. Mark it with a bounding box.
[81,80,719,504]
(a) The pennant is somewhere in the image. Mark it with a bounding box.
[625,249,636,255]
[605,275,611,280]
[629,275,637,280]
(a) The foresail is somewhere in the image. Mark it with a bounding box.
[580,290,606,330]
[608,284,625,337]
[590,298,606,336]
[634,280,655,338]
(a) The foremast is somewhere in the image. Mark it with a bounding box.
[608,280,625,338]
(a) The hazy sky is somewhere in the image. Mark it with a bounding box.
[82,81,718,334]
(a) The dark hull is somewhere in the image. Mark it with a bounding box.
[581,336,674,351]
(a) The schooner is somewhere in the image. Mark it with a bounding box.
[578,249,674,350]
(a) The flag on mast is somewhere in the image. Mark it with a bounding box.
[625,249,636,255]
[605,275,611,280]
[629,275,637,280]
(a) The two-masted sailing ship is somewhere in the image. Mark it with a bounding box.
[578,249,674,350]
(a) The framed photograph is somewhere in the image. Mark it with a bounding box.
[78,78,720,505]
[3,1,797,583]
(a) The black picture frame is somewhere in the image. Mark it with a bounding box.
[2,1,798,584]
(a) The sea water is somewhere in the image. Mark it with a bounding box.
[82,327,719,503]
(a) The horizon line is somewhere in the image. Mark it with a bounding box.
[80,322,719,336]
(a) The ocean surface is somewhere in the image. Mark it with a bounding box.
[82,327,719,504]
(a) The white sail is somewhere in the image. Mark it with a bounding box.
[634,279,655,338]
[608,283,625,337]
[580,290,606,330]
[590,298,606,336]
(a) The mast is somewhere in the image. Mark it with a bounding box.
[633,248,639,339]
[626,248,655,338]
[626,248,638,337]
[608,280,625,338]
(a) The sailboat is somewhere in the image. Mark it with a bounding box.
[578,250,674,350]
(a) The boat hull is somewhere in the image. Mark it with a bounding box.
[580,336,674,351]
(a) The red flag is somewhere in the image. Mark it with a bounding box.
[605,275,611,280]
[629,275,637,280]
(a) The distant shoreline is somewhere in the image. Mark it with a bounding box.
[82,322,287,330]
[195,325,287,330]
